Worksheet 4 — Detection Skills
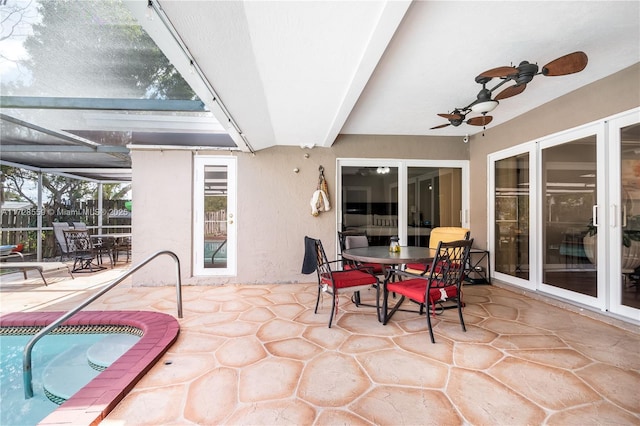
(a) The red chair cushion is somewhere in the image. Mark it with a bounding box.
[387,279,459,316]
[387,278,427,303]
[405,263,428,273]
[428,285,458,304]
[406,260,461,275]
[321,269,377,289]
[345,262,384,274]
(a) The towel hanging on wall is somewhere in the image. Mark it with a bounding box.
[311,166,331,216]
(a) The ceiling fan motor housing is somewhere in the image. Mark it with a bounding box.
[516,61,539,85]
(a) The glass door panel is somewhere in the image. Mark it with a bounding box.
[619,122,640,310]
[406,167,462,247]
[341,165,399,247]
[494,154,530,280]
[541,135,597,296]
[194,156,236,276]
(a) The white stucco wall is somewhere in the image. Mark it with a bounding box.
[131,149,193,285]
[131,137,467,286]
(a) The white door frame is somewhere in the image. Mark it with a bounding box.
[337,158,469,250]
[193,155,237,276]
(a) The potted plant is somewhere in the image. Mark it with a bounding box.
[583,215,640,269]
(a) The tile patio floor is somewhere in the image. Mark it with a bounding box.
[1,267,639,425]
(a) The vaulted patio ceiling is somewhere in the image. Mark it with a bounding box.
[137,0,639,151]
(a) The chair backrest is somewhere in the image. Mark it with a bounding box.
[337,230,367,253]
[63,229,93,254]
[301,236,318,274]
[315,240,332,282]
[427,239,474,288]
[72,222,87,230]
[428,227,471,249]
[52,222,71,254]
[345,235,369,249]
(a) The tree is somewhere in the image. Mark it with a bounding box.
[2,0,196,100]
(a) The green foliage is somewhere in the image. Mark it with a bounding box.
[205,196,227,213]
[1,166,130,205]
[4,0,196,100]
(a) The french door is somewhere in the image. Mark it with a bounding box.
[338,159,469,249]
[193,156,237,276]
[490,108,640,321]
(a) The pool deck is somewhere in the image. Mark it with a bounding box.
[1,267,639,425]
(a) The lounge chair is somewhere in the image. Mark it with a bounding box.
[0,262,73,285]
[52,222,71,261]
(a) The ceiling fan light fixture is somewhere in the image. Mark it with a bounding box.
[471,99,499,113]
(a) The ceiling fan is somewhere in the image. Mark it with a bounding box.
[430,109,493,129]
[431,51,588,131]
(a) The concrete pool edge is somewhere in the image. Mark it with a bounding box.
[0,311,180,426]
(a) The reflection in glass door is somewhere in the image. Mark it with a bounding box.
[494,154,530,280]
[194,156,236,276]
[616,121,640,312]
[407,167,462,247]
[339,161,467,250]
[541,135,597,297]
[341,165,399,247]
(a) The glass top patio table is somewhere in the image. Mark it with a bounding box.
[90,233,132,239]
[341,246,436,265]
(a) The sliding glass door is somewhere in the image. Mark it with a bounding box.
[489,108,640,321]
[609,114,640,318]
[539,131,600,305]
[338,159,468,249]
[340,163,400,247]
[494,153,530,281]
[407,166,463,247]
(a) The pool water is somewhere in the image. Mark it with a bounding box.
[204,240,227,262]
[0,333,138,426]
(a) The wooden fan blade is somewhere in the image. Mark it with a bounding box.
[430,123,451,129]
[467,115,493,126]
[542,51,588,76]
[437,113,463,120]
[495,83,527,100]
[478,66,518,79]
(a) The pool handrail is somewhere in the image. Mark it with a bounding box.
[23,250,182,399]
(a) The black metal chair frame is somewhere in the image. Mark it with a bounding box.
[64,230,107,273]
[383,239,473,343]
[306,237,380,328]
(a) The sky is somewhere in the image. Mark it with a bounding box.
[0,0,40,86]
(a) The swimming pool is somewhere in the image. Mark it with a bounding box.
[1,332,139,425]
[0,311,180,425]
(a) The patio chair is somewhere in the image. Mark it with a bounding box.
[342,233,387,308]
[63,229,106,273]
[52,222,71,261]
[89,235,116,268]
[405,227,470,275]
[113,235,132,263]
[383,239,473,343]
[302,236,380,328]
[343,235,385,273]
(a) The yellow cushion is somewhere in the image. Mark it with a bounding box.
[429,227,470,248]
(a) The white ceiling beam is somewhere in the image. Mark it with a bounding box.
[320,0,411,148]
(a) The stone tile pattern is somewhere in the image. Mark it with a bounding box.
[0,311,179,426]
[93,284,640,425]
